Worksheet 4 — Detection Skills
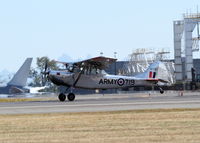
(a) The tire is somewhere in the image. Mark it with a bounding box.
[160,90,164,94]
[58,93,66,102]
[67,93,75,101]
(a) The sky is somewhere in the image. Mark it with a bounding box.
[0,0,200,72]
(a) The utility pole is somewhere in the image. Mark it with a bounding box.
[114,52,117,94]
[114,52,117,75]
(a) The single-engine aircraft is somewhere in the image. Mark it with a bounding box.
[43,56,169,102]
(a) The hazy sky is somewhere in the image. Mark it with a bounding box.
[0,0,200,72]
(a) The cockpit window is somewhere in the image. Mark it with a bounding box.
[100,70,107,75]
[82,67,107,75]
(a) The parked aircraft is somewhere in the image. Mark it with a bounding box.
[43,56,169,102]
[26,86,47,94]
[0,58,32,94]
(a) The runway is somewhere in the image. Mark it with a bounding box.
[0,92,200,114]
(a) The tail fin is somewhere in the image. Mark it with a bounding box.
[135,61,170,83]
[8,58,33,87]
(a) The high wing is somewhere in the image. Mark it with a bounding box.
[56,56,117,70]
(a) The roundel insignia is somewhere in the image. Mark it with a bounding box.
[117,78,125,86]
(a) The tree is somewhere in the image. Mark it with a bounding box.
[30,56,59,92]
[36,56,58,72]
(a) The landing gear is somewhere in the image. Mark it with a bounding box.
[58,93,66,101]
[58,93,75,102]
[156,84,164,94]
[58,86,76,102]
[67,93,75,101]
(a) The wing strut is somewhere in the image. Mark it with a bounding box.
[73,67,85,87]
[65,66,85,93]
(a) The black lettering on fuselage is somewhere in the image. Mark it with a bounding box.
[104,79,108,84]
[99,79,104,84]
[99,78,135,86]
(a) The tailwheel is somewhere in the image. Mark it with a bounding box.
[58,93,66,102]
[67,93,75,101]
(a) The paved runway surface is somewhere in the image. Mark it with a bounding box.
[0,92,200,114]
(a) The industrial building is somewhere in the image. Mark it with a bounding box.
[174,12,200,83]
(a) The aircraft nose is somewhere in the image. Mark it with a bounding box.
[47,72,57,83]
[47,70,73,86]
[48,71,55,78]
[48,71,73,78]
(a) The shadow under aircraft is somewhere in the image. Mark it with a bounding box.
[0,58,32,94]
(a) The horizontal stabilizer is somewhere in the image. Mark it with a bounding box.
[145,78,169,83]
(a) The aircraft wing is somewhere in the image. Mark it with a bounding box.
[56,56,117,70]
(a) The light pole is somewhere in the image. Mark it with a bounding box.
[114,52,117,75]
[114,52,117,93]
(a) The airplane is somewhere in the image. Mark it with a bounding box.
[26,86,47,94]
[43,56,170,102]
[0,58,33,94]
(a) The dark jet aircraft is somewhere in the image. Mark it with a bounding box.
[0,58,32,94]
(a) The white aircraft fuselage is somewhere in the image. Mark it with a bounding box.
[44,56,169,102]
[48,70,157,89]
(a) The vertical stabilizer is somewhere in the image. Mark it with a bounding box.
[8,58,33,87]
[135,61,170,83]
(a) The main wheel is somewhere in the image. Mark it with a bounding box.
[58,93,66,102]
[160,89,164,94]
[67,93,75,101]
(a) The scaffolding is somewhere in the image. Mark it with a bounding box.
[120,48,175,84]
[174,12,200,82]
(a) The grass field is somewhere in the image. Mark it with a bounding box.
[0,108,200,143]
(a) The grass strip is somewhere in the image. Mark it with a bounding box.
[0,108,200,143]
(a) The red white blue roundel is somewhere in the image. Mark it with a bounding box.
[117,78,125,86]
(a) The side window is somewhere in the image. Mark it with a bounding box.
[90,68,96,75]
[96,69,100,74]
